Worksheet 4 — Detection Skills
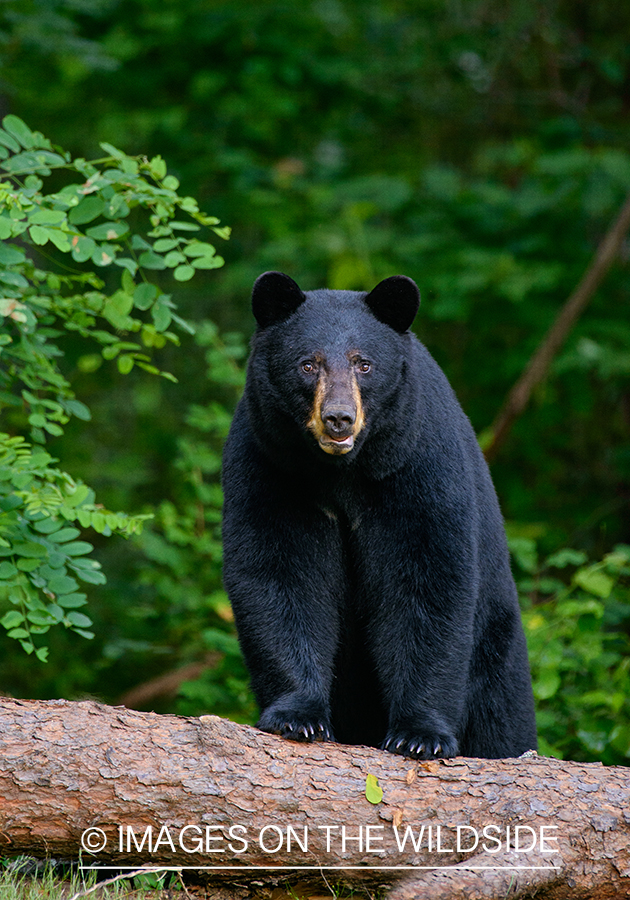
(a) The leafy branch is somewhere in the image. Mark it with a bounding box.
[0,116,229,659]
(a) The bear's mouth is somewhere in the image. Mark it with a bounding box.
[318,434,355,455]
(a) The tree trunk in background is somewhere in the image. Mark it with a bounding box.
[118,653,220,709]
[0,698,629,899]
[484,190,630,463]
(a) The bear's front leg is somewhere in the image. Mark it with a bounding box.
[225,540,342,745]
[222,431,344,745]
[374,576,474,759]
[257,694,334,742]
[355,479,478,760]
[378,633,465,760]
[224,527,343,745]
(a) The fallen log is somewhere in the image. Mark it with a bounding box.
[0,698,629,899]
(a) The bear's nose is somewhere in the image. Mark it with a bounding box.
[322,406,355,436]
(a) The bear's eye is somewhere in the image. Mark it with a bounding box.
[357,360,371,374]
[301,361,317,375]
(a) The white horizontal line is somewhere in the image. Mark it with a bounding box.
[80,864,561,872]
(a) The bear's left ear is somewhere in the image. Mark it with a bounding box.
[252,271,306,328]
[364,275,420,333]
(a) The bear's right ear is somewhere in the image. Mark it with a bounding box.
[364,275,420,333]
[252,271,306,328]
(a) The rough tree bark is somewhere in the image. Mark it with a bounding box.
[0,698,629,899]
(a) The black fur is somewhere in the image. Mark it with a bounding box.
[222,272,537,759]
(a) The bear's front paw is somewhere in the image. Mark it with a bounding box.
[382,730,458,759]
[258,706,334,743]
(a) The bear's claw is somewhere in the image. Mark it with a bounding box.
[382,731,456,759]
[277,721,333,743]
[258,708,334,743]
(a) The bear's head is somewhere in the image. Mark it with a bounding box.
[248,271,420,465]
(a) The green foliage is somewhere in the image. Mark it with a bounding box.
[0,433,145,660]
[0,857,164,899]
[239,140,630,527]
[0,0,629,763]
[128,323,255,722]
[0,116,228,657]
[514,536,630,765]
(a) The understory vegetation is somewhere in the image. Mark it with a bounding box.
[1,0,629,767]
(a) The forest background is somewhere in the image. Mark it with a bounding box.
[1,0,630,766]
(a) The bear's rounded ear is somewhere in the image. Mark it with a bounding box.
[252,271,306,328]
[364,275,420,333]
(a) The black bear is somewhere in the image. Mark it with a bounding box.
[222,271,537,759]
